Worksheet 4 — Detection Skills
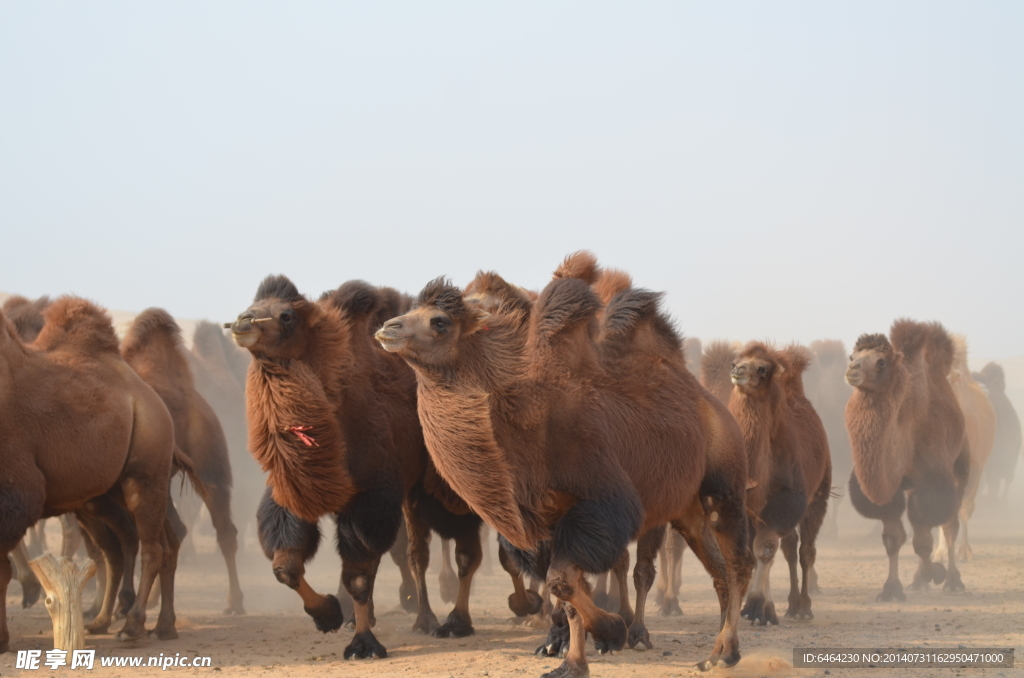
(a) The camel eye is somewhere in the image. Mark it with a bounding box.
[431,316,449,334]
[280,311,293,323]
[757,366,767,376]
[876,359,885,368]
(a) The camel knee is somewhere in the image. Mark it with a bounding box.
[256,488,321,562]
[341,568,374,605]
[271,550,305,590]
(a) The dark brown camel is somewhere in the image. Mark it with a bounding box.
[974,363,1021,505]
[728,343,831,624]
[121,310,245,615]
[0,298,179,652]
[377,253,752,676]
[228,276,484,660]
[804,340,852,542]
[845,320,969,600]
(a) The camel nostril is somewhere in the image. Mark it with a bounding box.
[383,319,403,331]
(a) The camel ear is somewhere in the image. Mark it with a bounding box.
[948,369,961,384]
[773,363,785,377]
[892,351,904,367]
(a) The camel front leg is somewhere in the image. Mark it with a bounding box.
[402,503,440,634]
[11,541,42,609]
[498,539,542,618]
[545,560,626,678]
[204,484,245,615]
[658,528,685,616]
[438,538,458,604]
[389,519,418,614]
[627,528,661,650]
[75,513,123,635]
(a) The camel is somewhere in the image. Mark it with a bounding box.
[804,340,852,542]
[377,253,752,675]
[121,309,245,615]
[228,276,484,660]
[728,343,831,625]
[974,363,1021,505]
[932,337,995,562]
[844,320,969,601]
[1,297,180,652]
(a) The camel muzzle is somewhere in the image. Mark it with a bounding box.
[375,319,408,352]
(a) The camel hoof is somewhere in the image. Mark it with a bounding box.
[653,586,666,606]
[85,619,111,635]
[876,580,905,602]
[21,578,42,609]
[438,571,459,605]
[591,613,627,655]
[155,625,178,641]
[412,611,441,635]
[742,595,778,625]
[398,581,418,614]
[432,610,474,638]
[658,597,683,617]
[116,626,148,642]
[304,594,344,633]
[540,658,590,678]
[930,562,947,585]
[626,622,652,651]
[943,569,965,593]
[536,614,570,658]
[509,590,544,617]
[343,630,387,660]
[223,603,247,616]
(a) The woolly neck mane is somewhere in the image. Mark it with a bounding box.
[245,295,356,522]
[409,280,543,550]
[701,340,738,404]
[34,297,120,355]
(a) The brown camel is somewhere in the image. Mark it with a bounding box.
[377,253,752,675]
[804,340,852,542]
[845,320,969,600]
[974,363,1021,505]
[728,343,831,625]
[121,309,245,615]
[228,276,484,660]
[932,336,995,562]
[1,297,179,652]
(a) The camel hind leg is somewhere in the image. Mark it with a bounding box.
[10,542,42,609]
[202,483,245,615]
[154,503,182,640]
[431,514,483,638]
[658,528,685,616]
[438,538,458,604]
[787,473,829,620]
[389,520,418,614]
[626,527,661,650]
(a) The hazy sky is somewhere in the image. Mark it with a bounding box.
[2,3,1022,360]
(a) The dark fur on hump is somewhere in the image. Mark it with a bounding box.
[321,280,382,318]
[34,296,120,355]
[121,308,184,356]
[2,295,50,342]
[255,274,304,303]
[592,269,633,307]
[533,277,601,340]
[778,344,811,397]
[890,319,954,375]
[465,271,534,315]
[553,250,601,285]
[417,277,470,318]
[601,288,682,353]
[374,287,414,327]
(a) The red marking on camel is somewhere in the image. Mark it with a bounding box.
[286,426,318,447]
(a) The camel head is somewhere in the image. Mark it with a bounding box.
[229,274,321,359]
[376,277,489,367]
[730,342,784,395]
[845,333,903,391]
[975,362,1005,394]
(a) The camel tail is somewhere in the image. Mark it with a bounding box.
[553,250,600,284]
[172,446,209,501]
[592,268,633,306]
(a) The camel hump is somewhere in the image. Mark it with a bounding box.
[35,296,120,355]
[950,333,970,372]
[465,271,534,313]
[592,268,633,306]
[809,339,846,367]
[376,286,414,318]
[122,308,185,353]
[534,277,601,339]
[553,250,600,284]
[778,344,812,396]
[600,288,680,350]
[255,274,304,303]
[2,294,50,342]
[701,339,737,380]
[322,280,386,318]
[977,362,1005,392]
[192,320,227,359]
[890,318,954,374]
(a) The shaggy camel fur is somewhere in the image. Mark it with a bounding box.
[701,340,739,406]
[729,343,831,625]
[122,310,245,615]
[229,276,483,660]
[804,340,852,542]
[0,298,179,653]
[974,363,1021,505]
[377,253,751,676]
[845,320,969,601]
[932,336,995,562]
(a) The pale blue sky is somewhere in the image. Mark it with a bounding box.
[2,2,1022,359]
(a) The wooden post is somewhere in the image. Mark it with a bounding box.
[28,553,97,651]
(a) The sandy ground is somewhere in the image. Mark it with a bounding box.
[4,499,1022,678]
